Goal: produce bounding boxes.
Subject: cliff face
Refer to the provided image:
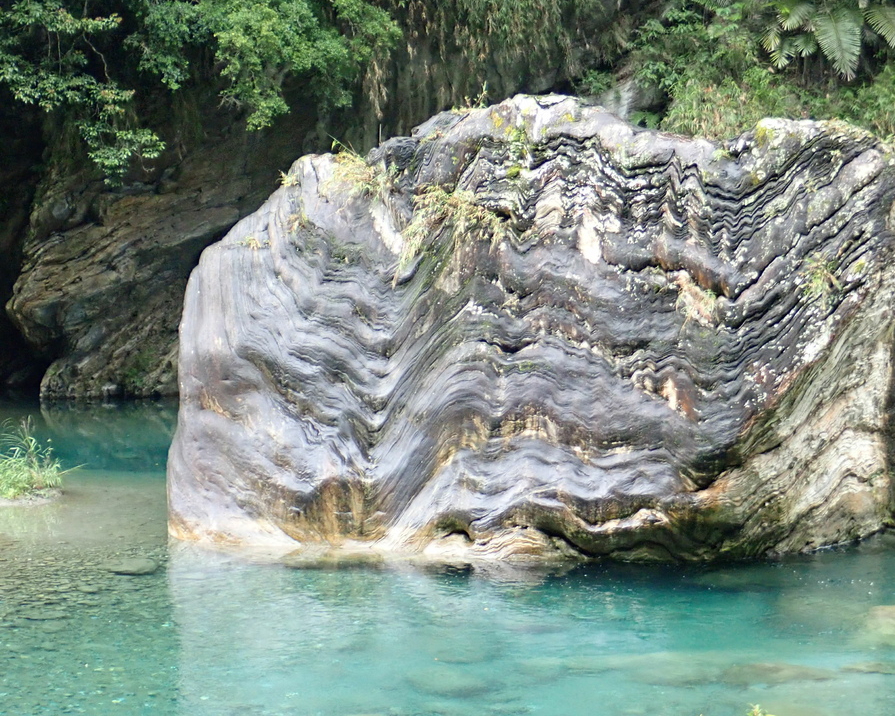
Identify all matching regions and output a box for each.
[1,3,627,399]
[4,98,321,399]
[0,97,44,391]
[167,95,895,561]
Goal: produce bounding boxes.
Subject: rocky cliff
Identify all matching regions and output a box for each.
[4,99,320,399]
[168,95,895,561]
[1,2,626,400]
[0,98,44,391]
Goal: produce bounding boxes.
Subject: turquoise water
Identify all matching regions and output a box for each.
[1,402,894,716]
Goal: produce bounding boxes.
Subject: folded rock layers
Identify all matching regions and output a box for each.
[168,95,895,561]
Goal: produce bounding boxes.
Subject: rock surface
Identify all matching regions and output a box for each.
[0,99,44,391]
[169,95,895,561]
[5,114,317,399]
[103,557,159,576]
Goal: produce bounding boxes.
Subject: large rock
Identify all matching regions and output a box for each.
[168,95,895,561]
[7,183,233,399]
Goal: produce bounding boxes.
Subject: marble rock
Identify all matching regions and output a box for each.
[168,95,895,561]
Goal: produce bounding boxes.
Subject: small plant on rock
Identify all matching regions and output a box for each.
[329,139,396,198]
[0,419,65,499]
[802,253,842,305]
[451,81,489,113]
[400,184,507,271]
[675,273,718,327]
[279,170,300,187]
[747,705,776,716]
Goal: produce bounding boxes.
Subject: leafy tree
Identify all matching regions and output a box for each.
[628,0,777,136]
[622,0,895,140]
[0,0,399,180]
[130,0,399,130]
[0,0,163,178]
[631,1,761,94]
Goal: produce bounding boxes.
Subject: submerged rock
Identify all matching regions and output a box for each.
[563,651,728,685]
[858,604,895,647]
[103,557,159,576]
[720,661,836,686]
[282,549,385,570]
[19,608,68,621]
[516,657,565,681]
[405,665,494,698]
[169,95,895,561]
[842,661,895,675]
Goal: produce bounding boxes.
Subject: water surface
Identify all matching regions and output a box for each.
[0,401,893,715]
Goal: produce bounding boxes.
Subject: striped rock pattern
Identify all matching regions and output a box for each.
[168,95,895,561]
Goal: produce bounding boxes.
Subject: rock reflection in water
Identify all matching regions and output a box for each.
[40,399,177,472]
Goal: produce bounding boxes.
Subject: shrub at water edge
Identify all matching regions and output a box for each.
[0,419,65,499]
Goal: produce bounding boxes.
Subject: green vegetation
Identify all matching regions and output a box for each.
[401,184,507,270]
[801,252,842,305]
[623,0,895,140]
[762,0,895,79]
[4,0,895,183]
[0,0,398,181]
[280,170,301,187]
[676,276,719,327]
[0,419,64,499]
[329,140,394,197]
[131,0,398,129]
[576,69,614,96]
[121,346,159,392]
[451,81,490,113]
[237,234,269,249]
[416,0,628,81]
[747,706,777,716]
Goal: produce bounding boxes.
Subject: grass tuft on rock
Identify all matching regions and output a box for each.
[0,418,64,499]
[400,184,508,271]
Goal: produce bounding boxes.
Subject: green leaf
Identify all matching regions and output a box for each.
[769,37,797,68]
[865,5,895,48]
[762,24,782,52]
[814,9,862,79]
[779,1,816,32]
[791,32,818,56]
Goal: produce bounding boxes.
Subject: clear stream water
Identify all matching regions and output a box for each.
[0,401,893,716]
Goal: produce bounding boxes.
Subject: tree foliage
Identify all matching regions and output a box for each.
[762,1,895,79]
[0,0,163,177]
[3,0,895,182]
[129,0,399,129]
[0,0,399,179]
[623,0,895,140]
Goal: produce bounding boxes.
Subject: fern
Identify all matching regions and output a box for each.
[763,0,895,80]
[761,24,782,52]
[814,9,862,80]
[770,37,797,67]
